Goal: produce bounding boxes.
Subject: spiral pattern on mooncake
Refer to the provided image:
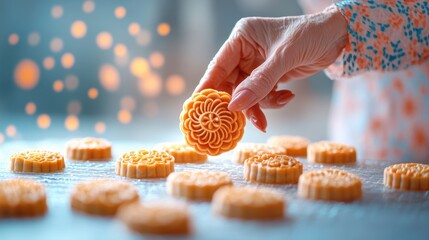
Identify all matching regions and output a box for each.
[180,89,246,156]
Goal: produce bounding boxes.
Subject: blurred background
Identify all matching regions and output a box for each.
[0,0,333,145]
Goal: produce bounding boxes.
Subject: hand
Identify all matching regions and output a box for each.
[194,5,348,132]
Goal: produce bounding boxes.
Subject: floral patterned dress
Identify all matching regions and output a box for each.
[299,0,429,162]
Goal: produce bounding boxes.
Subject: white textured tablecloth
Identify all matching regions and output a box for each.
[0,140,428,240]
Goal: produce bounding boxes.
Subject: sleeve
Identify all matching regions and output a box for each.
[328,0,429,78]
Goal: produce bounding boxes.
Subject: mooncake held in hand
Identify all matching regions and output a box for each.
[180,89,246,156]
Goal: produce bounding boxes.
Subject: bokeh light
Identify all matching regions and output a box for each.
[130,57,150,78]
[96,32,113,49]
[136,29,151,46]
[121,96,136,111]
[83,1,95,13]
[0,134,4,144]
[28,32,41,46]
[14,59,40,90]
[99,64,120,91]
[71,20,87,39]
[68,101,82,115]
[114,6,126,19]
[50,38,63,53]
[166,75,186,96]
[157,23,171,36]
[149,52,165,69]
[128,23,140,36]
[43,57,55,70]
[5,125,17,137]
[88,88,98,99]
[51,5,63,19]
[65,115,79,131]
[138,73,162,97]
[9,33,19,45]
[95,122,106,134]
[37,114,51,129]
[25,102,37,115]
[61,53,75,69]
[65,75,79,91]
[53,80,64,92]
[118,110,132,124]
[114,44,128,58]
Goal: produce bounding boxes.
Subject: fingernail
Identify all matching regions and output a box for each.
[229,89,257,111]
[250,116,266,133]
[276,93,295,105]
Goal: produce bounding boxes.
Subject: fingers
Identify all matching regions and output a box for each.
[244,104,267,133]
[259,89,295,109]
[194,36,242,93]
[228,56,287,112]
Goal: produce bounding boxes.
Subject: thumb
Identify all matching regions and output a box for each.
[228,57,286,111]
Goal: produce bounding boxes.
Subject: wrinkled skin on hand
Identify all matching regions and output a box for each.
[195,5,348,132]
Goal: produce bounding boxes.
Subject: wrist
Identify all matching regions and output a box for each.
[316,4,349,48]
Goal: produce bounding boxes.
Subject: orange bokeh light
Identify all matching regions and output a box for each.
[118,110,132,124]
[166,75,186,96]
[37,114,51,129]
[61,53,75,69]
[95,122,106,134]
[6,125,17,137]
[114,44,127,58]
[28,32,40,46]
[136,29,151,46]
[149,52,165,69]
[50,38,63,53]
[128,23,140,36]
[83,1,95,13]
[51,5,63,19]
[99,64,120,91]
[96,32,113,49]
[114,6,126,19]
[14,59,40,90]
[138,73,162,98]
[43,57,55,70]
[88,88,99,99]
[25,102,37,115]
[68,101,82,115]
[130,57,150,78]
[121,96,136,111]
[65,115,79,131]
[9,33,19,45]
[71,20,87,39]
[65,75,79,91]
[157,23,171,36]
[53,80,64,92]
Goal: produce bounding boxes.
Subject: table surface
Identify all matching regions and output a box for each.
[0,140,428,240]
